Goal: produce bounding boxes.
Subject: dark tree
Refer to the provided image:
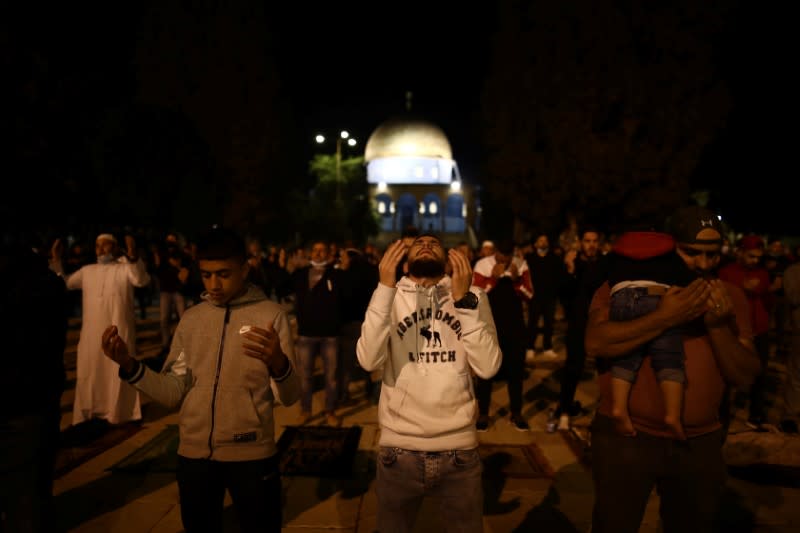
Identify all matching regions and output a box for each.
[481,0,734,239]
[134,1,302,241]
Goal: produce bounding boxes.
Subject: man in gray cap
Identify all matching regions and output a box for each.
[585,205,761,533]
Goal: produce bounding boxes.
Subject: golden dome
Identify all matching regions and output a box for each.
[364,115,453,162]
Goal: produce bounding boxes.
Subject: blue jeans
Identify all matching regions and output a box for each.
[609,287,685,384]
[296,336,339,412]
[376,446,484,533]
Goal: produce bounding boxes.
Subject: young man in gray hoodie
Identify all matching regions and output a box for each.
[101,226,299,532]
[357,233,502,533]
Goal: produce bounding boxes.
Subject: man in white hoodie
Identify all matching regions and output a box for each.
[357,233,502,533]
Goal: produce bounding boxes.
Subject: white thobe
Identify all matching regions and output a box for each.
[65,257,151,425]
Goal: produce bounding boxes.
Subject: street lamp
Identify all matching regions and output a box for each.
[316,130,357,204]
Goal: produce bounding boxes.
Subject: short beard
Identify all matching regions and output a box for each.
[408,257,445,278]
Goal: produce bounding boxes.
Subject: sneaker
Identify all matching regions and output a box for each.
[745,416,765,430]
[557,414,570,431]
[510,414,530,432]
[326,413,342,427]
[538,349,559,361]
[476,415,490,432]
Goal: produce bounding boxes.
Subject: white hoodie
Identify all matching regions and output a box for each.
[357,276,501,451]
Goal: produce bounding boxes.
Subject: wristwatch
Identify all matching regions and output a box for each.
[454,291,479,310]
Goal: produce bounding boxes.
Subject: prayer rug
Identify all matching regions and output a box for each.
[276,425,362,478]
[108,424,363,478]
[479,442,555,479]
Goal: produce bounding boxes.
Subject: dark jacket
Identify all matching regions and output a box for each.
[0,244,67,418]
[290,264,344,337]
[525,250,567,300]
[340,255,379,323]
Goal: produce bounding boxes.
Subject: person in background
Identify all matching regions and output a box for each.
[766,239,792,358]
[288,240,345,427]
[338,247,380,405]
[525,233,566,361]
[357,233,501,533]
[472,239,532,432]
[585,205,760,533]
[101,226,299,533]
[50,232,151,426]
[780,259,800,433]
[155,234,190,357]
[478,240,496,260]
[0,241,68,533]
[554,227,609,431]
[718,235,773,429]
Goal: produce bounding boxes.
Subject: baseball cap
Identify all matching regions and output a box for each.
[739,235,765,251]
[667,206,723,245]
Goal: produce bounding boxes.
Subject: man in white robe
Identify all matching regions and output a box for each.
[51,233,151,425]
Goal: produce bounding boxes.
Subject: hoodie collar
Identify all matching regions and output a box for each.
[201,283,267,307]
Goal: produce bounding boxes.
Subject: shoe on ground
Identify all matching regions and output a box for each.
[326,413,342,427]
[510,414,530,432]
[538,349,559,361]
[476,415,490,432]
[745,416,766,430]
[299,411,312,425]
[558,414,570,431]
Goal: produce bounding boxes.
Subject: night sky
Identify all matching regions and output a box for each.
[4,1,793,240]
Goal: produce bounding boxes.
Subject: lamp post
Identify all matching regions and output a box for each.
[316,130,357,205]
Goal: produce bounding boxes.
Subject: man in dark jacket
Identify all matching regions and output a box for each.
[0,241,68,533]
[554,227,609,430]
[338,248,380,405]
[525,233,567,360]
[289,240,345,426]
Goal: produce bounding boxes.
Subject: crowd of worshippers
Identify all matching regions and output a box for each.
[3,207,799,533]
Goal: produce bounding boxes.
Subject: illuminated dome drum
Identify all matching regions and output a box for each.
[364,116,458,185]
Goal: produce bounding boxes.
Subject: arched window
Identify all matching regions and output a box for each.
[375,193,393,232]
[445,193,465,233]
[396,193,418,232]
[422,193,442,232]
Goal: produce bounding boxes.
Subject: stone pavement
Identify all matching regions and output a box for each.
[52,308,800,532]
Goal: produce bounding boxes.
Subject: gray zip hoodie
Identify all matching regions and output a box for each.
[124,284,300,461]
[357,276,501,451]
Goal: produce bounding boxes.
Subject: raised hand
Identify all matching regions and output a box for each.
[50,238,64,262]
[378,240,407,288]
[101,325,135,372]
[704,278,734,328]
[124,235,137,258]
[241,323,289,376]
[658,278,712,328]
[448,248,472,301]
